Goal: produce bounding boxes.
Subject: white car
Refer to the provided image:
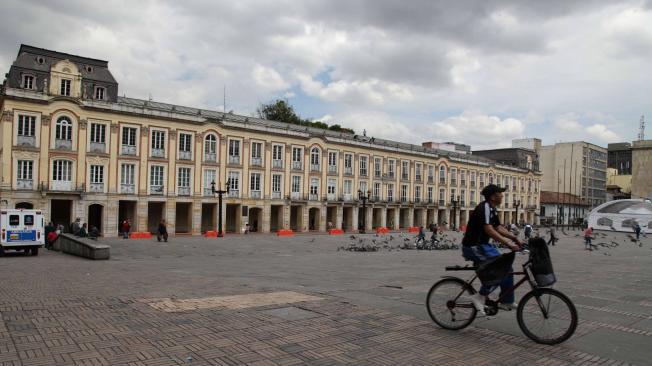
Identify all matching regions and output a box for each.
[0,209,45,256]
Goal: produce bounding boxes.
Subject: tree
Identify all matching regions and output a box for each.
[257,99,355,134]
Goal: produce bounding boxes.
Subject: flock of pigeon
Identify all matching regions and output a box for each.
[337,232,461,252]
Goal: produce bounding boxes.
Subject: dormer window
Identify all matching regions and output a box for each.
[94,86,105,100]
[22,75,34,89]
[60,79,71,96]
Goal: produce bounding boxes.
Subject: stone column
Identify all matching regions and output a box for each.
[407,208,414,227]
[393,209,400,230]
[351,206,359,232]
[192,199,202,235]
[283,204,291,230]
[302,206,309,232]
[262,203,271,233]
[365,206,373,232]
[105,199,118,237]
[319,205,327,232]
[166,199,176,235]
[335,205,343,230]
[380,207,387,228]
[137,199,148,232]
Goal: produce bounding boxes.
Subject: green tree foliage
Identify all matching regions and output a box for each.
[257,99,355,134]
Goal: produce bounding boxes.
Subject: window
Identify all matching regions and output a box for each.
[401,184,408,201]
[291,176,301,193]
[503,176,509,189]
[415,163,422,181]
[470,190,476,204]
[374,158,382,177]
[17,115,36,137]
[228,171,240,191]
[60,79,71,96]
[344,154,353,174]
[90,123,106,143]
[150,166,164,187]
[250,172,261,191]
[387,184,394,201]
[272,174,282,193]
[439,166,446,184]
[310,147,320,169]
[479,172,485,187]
[251,142,263,162]
[344,180,352,196]
[415,186,421,201]
[328,151,337,171]
[151,130,165,150]
[460,189,466,205]
[427,186,433,202]
[470,171,476,187]
[388,159,395,177]
[9,215,19,226]
[489,173,494,184]
[90,165,104,184]
[273,145,283,161]
[327,178,336,196]
[360,156,368,176]
[122,127,137,146]
[203,169,216,195]
[359,181,367,195]
[178,167,191,188]
[17,160,33,180]
[428,165,434,182]
[374,182,381,199]
[94,86,105,100]
[52,160,72,181]
[179,133,192,153]
[439,188,446,204]
[121,164,135,185]
[451,168,457,185]
[310,178,319,197]
[24,215,34,226]
[229,140,240,157]
[401,161,409,180]
[55,117,72,140]
[204,134,217,157]
[461,170,466,186]
[292,147,302,162]
[22,74,34,89]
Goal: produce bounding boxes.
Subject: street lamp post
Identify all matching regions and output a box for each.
[514,200,521,227]
[450,194,460,230]
[358,189,371,234]
[211,179,230,237]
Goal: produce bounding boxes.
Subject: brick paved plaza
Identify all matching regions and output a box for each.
[1,230,651,365]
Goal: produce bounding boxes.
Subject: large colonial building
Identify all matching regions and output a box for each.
[0,45,541,237]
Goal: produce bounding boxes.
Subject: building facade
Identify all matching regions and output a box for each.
[0,45,541,237]
[539,191,590,226]
[631,140,652,200]
[472,147,539,172]
[538,141,607,209]
[607,142,632,175]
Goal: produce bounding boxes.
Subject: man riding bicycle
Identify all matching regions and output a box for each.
[462,184,522,316]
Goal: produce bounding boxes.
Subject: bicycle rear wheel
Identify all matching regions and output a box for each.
[426,278,477,330]
[517,288,577,345]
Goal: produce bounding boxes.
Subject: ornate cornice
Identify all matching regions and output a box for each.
[1,111,13,122]
[141,126,149,137]
[41,115,50,126]
[79,119,87,130]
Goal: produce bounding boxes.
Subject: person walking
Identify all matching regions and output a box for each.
[547,225,557,246]
[633,222,641,241]
[157,219,168,242]
[584,226,593,250]
[524,224,532,240]
[44,221,55,249]
[121,218,131,239]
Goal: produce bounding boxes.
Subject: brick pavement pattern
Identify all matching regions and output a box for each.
[0,229,650,365]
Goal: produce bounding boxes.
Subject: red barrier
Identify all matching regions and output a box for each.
[375,227,390,234]
[129,232,152,239]
[329,229,344,235]
[204,231,218,237]
[277,229,294,237]
[407,227,420,233]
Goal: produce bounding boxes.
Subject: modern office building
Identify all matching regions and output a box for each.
[607,142,632,175]
[0,45,541,236]
[631,140,652,200]
[538,141,607,209]
[472,147,539,172]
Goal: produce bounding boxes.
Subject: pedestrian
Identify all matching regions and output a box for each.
[46,230,58,248]
[70,218,81,235]
[121,218,131,239]
[88,226,99,240]
[416,226,426,245]
[77,223,88,237]
[633,222,641,241]
[244,222,250,234]
[547,225,557,246]
[157,220,168,242]
[44,221,55,249]
[524,224,532,240]
[584,226,593,249]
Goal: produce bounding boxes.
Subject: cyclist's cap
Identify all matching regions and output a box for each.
[481,184,506,199]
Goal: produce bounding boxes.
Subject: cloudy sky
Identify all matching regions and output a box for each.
[1,0,650,149]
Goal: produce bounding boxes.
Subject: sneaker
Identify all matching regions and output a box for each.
[498,302,518,311]
[471,293,487,316]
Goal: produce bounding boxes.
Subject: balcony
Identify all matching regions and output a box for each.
[309,193,319,201]
[227,190,239,198]
[228,155,240,165]
[470,181,476,188]
[460,200,466,207]
[360,170,368,177]
[292,161,302,170]
[428,177,434,184]
[55,139,72,150]
[344,166,353,175]
[344,193,352,201]
[388,172,395,179]
[251,157,262,166]
[439,199,445,206]
[16,179,33,190]
[89,183,104,193]
[439,179,446,185]
[461,180,466,187]
[427,198,434,204]
[327,193,336,201]
[328,165,337,173]
[152,148,165,158]
[470,201,477,207]
[121,184,135,194]
[290,192,301,200]
[150,185,164,195]
[400,197,408,203]
[121,145,137,156]
[387,196,394,203]
[310,164,320,172]
[415,197,421,203]
[90,142,106,153]
[271,191,281,199]
[204,188,213,197]
[178,186,190,196]
[204,152,217,162]
[451,180,457,187]
[504,202,510,208]
[373,195,380,201]
[272,159,283,169]
[51,180,73,191]
[250,191,261,199]
[375,171,381,178]
[415,175,422,182]
[17,135,35,147]
[179,150,192,160]
[512,185,517,191]
[526,204,537,210]
[401,174,408,181]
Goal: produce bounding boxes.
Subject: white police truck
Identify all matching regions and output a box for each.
[0,209,45,256]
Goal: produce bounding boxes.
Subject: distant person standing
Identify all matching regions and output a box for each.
[584,227,593,249]
[547,225,557,246]
[121,218,131,239]
[524,224,532,240]
[157,220,168,242]
[633,222,642,241]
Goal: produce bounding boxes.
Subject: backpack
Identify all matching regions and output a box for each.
[476,251,515,287]
[528,237,556,287]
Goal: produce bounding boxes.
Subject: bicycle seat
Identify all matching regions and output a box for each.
[445,265,477,271]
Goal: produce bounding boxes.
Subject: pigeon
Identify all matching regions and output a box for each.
[307,238,315,243]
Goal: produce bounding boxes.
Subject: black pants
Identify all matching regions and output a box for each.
[547,237,556,246]
[157,233,168,242]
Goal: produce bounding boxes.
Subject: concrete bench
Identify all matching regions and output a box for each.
[53,234,110,260]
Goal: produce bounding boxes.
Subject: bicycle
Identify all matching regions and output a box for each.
[426,251,577,344]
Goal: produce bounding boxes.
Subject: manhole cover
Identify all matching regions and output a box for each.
[261,306,320,320]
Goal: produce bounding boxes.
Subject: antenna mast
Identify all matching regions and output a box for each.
[639,115,645,140]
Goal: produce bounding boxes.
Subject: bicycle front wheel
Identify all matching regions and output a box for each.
[517,288,578,345]
[426,278,477,330]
